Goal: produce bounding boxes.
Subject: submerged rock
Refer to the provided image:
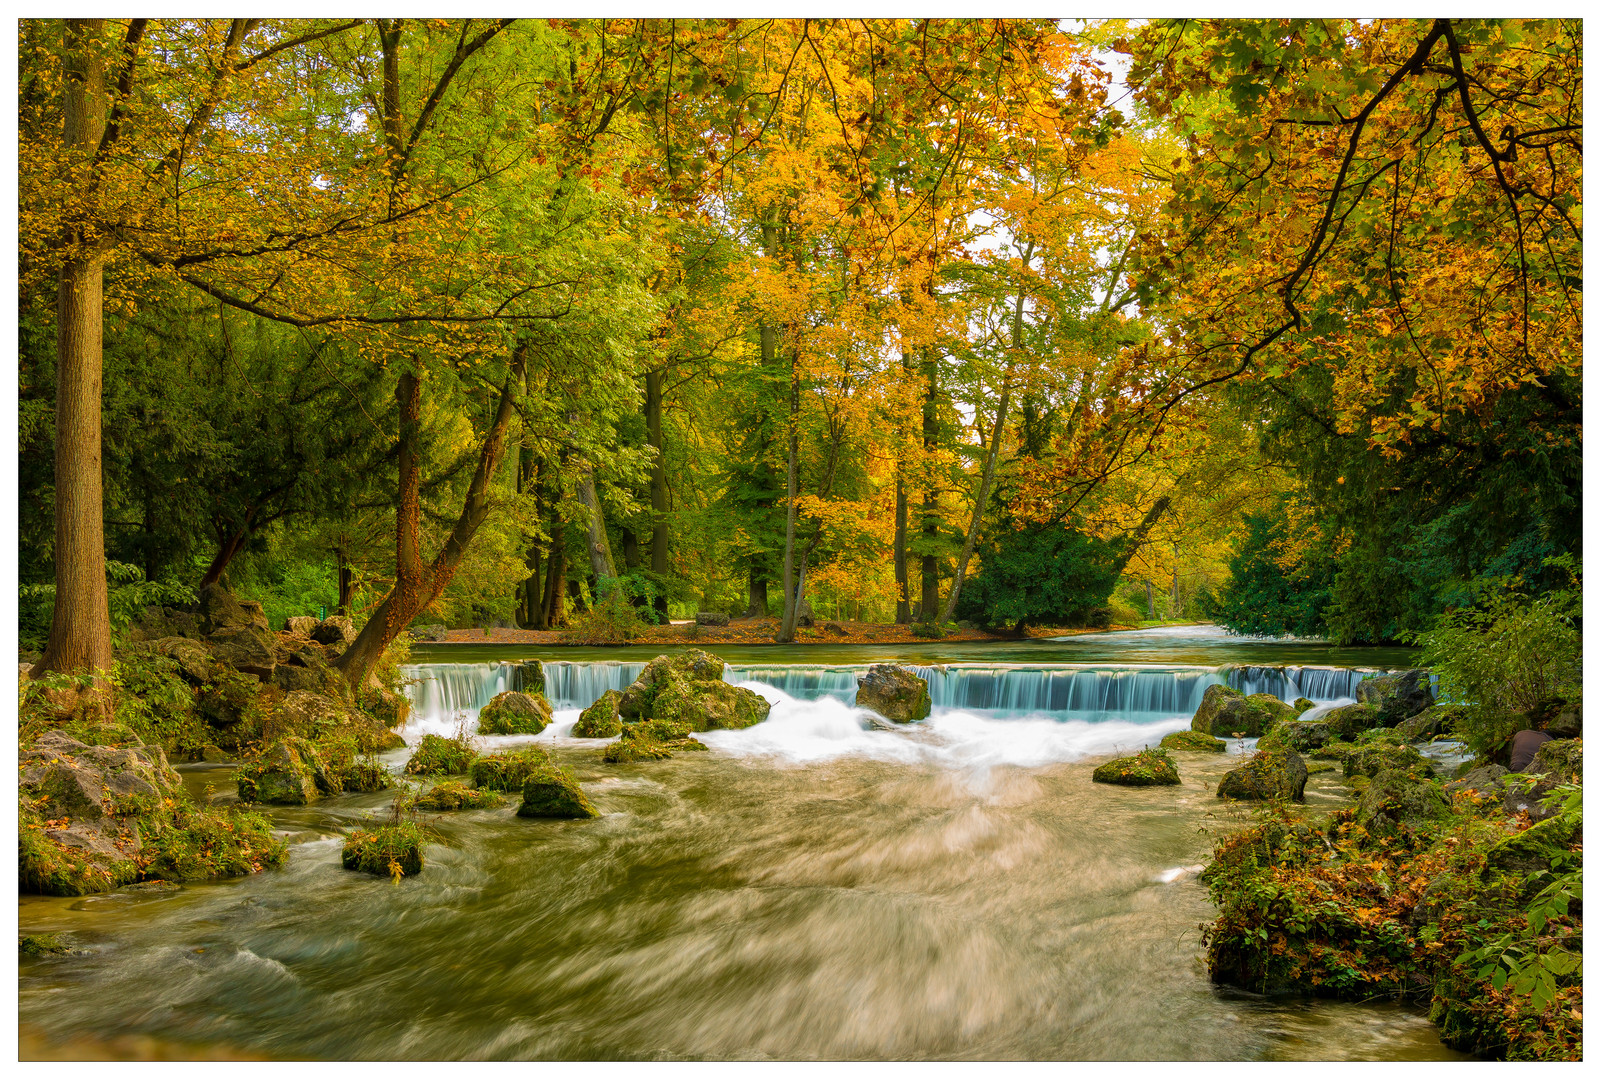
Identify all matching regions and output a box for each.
[1354,669,1434,726]
[1189,685,1282,738]
[342,824,424,876]
[602,719,709,763]
[855,664,932,723]
[572,689,623,738]
[470,748,553,791]
[413,780,503,811]
[477,690,553,735]
[1160,730,1227,753]
[1092,748,1180,786]
[1217,748,1309,802]
[517,763,600,819]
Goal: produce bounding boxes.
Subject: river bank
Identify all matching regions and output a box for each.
[420,615,1127,648]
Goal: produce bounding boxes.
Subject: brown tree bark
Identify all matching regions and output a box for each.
[777,351,802,642]
[541,517,567,628]
[35,19,113,693]
[918,346,941,620]
[334,347,526,688]
[645,366,670,620]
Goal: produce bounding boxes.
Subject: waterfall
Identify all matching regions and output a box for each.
[402,659,1387,732]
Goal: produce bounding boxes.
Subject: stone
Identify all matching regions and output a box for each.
[795,598,815,628]
[207,624,278,680]
[404,734,477,776]
[235,737,326,804]
[357,685,410,730]
[1258,719,1336,753]
[1445,763,1509,796]
[1355,769,1449,834]
[1355,669,1435,726]
[602,719,709,762]
[471,748,554,791]
[1484,814,1580,875]
[1159,730,1227,752]
[1396,704,1460,743]
[1503,738,1583,821]
[823,621,848,636]
[477,690,552,735]
[237,600,270,630]
[1342,741,1429,779]
[1216,748,1309,801]
[517,764,600,819]
[285,616,319,638]
[1189,684,1280,738]
[1321,703,1381,740]
[1292,697,1316,715]
[413,780,503,812]
[572,689,624,738]
[1092,748,1180,786]
[855,664,932,723]
[694,611,730,626]
[410,624,449,642]
[147,636,214,683]
[516,660,546,696]
[1545,701,1582,740]
[197,583,252,634]
[312,615,358,645]
[651,678,770,732]
[342,826,423,876]
[277,690,352,738]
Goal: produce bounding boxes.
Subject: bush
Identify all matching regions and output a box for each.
[955,521,1126,633]
[19,560,195,652]
[562,574,658,643]
[403,732,477,776]
[908,620,947,639]
[1409,564,1580,759]
[111,654,209,758]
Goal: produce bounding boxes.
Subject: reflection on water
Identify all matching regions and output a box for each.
[19,742,1462,1061]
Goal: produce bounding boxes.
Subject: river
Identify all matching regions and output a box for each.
[18,626,1466,1060]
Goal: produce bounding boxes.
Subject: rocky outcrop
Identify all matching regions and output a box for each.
[855,664,932,723]
[207,624,278,681]
[617,650,770,732]
[277,690,354,739]
[413,780,503,811]
[1217,748,1309,801]
[1189,685,1286,738]
[198,583,252,634]
[572,689,623,738]
[1092,748,1180,786]
[1503,738,1583,821]
[142,636,213,684]
[1320,703,1381,741]
[516,763,600,819]
[285,615,319,638]
[19,731,184,894]
[1396,704,1460,743]
[235,737,331,804]
[311,615,357,646]
[1355,669,1434,726]
[470,748,553,791]
[477,690,553,735]
[1342,740,1429,779]
[1160,730,1226,752]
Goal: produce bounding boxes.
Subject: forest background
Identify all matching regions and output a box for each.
[15,17,1581,690]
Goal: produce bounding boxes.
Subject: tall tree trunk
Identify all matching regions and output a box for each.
[567,578,587,613]
[777,351,802,642]
[36,19,112,691]
[893,343,914,624]
[645,366,670,620]
[516,424,542,629]
[918,346,940,620]
[199,519,252,592]
[541,517,566,628]
[1107,498,1174,580]
[336,536,354,614]
[747,570,768,619]
[334,348,526,688]
[573,463,616,584]
[621,524,640,571]
[1145,579,1155,620]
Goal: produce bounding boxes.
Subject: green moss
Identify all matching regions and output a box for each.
[18,801,139,897]
[1160,729,1228,752]
[477,691,552,735]
[195,664,265,749]
[572,689,624,738]
[516,763,600,819]
[1217,748,1309,801]
[1092,747,1180,786]
[469,748,553,791]
[413,780,504,811]
[235,737,323,804]
[110,653,211,759]
[1354,769,1450,836]
[601,719,708,763]
[404,733,477,776]
[1343,741,1429,779]
[141,803,288,882]
[315,732,394,792]
[20,933,71,956]
[342,823,426,876]
[1190,684,1281,737]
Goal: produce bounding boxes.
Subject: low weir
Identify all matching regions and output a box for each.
[401,659,1380,729]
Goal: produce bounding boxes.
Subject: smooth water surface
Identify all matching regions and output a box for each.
[18,627,1458,1061]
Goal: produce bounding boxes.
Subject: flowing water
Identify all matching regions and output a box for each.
[18,626,1464,1060]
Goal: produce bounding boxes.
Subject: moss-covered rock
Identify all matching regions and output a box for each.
[207,623,279,681]
[601,719,709,763]
[1160,729,1227,752]
[1258,719,1336,753]
[1355,669,1435,726]
[315,733,394,793]
[477,690,552,735]
[572,689,623,738]
[1354,769,1450,835]
[413,780,504,811]
[140,802,288,882]
[470,748,553,791]
[1292,697,1316,715]
[1343,740,1429,779]
[275,689,356,739]
[1217,748,1309,801]
[235,736,327,804]
[1321,702,1381,741]
[517,763,600,819]
[1501,738,1582,821]
[618,649,725,720]
[1092,747,1180,786]
[342,823,424,876]
[516,660,546,696]
[1190,684,1281,737]
[652,678,770,731]
[356,685,411,731]
[855,664,933,723]
[403,733,477,776]
[20,933,72,957]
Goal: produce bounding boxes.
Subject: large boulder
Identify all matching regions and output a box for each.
[311,616,357,646]
[237,600,270,631]
[1342,740,1429,779]
[1503,738,1583,821]
[235,737,329,804]
[208,624,278,680]
[1258,718,1336,754]
[1217,748,1309,801]
[855,664,932,723]
[1355,669,1435,726]
[145,636,213,684]
[1092,748,1180,786]
[695,612,730,626]
[1545,701,1582,740]
[477,690,552,735]
[617,650,768,732]
[198,583,252,634]
[276,690,353,739]
[285,615,319,638]
[517,763,600,819]
[272,646,346,697]
[1396,704,1461,743]
[572,689,623,738]
[18,731,184,895]
[1320,703,1381,741]
[471,748,554,791]
[1189,685,1282,738]
[1355,769,1449,835]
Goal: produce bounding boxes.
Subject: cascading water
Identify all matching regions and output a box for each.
[402,659,1386,741]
